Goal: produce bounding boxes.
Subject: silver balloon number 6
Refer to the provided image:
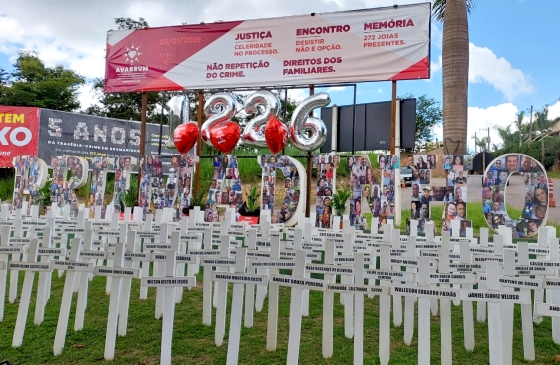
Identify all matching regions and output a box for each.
[201,93,237,148]
[289,93,331,152]
[242,90,281,148]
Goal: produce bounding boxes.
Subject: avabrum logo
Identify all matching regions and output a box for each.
[123,44,142,65]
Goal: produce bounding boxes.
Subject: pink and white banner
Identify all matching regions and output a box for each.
[104,3,431,93]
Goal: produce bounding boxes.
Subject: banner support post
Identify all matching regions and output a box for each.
[139,91,148,177]
[390,80,397,155]
[194,90,204,198]
[306,85,315,218]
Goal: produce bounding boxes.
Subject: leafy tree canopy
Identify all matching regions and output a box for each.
[0,51,85,111]
[401,93,443,152]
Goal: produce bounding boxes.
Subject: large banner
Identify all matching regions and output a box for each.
[38,109,171,167]
[104,3,431,93]
[0,107,40,168]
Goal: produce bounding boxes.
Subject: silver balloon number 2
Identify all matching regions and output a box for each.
[289,93,331,152]
[165,95,190,150]
[201,93,237,148]
[242,90,281,148]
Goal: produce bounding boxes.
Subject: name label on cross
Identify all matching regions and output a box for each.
[391,284,460,299]
[51,260,93,272]
[93,267,141,278]
[9,261,51,272]
[249,260,295,269]
[460,289,531,304]
[201,258,237,267]
[365,269,414,282]
[269,274,326,291]
[142,276,197,288]
[535,302,560,318]
[38,248,66,256]
[328,284,389,295]
[212,272,268,285]
[430,273,475,284]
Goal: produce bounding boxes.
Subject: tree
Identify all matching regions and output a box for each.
[433,0,476,155]
[533,105,554,161]
[513,110,525,147]
[114,17,148,30]
[0,51,85,111]
[401,93,442,152]
[494,125,514,150]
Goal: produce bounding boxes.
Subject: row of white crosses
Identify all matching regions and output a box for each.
[1,202,560,365]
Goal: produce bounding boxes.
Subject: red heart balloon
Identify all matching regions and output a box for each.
[209,122,240,154]
[173,123,200,154]
[265,115,289,154]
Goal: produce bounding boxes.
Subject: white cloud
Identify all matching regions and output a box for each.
[326,86,346,93]
[466,103,520,152]
[469,43,533,101]
[548,100,560,120]
[76,84,101,111]
[430,54,442,74]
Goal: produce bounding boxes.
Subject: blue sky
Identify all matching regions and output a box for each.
[1,0,558,152]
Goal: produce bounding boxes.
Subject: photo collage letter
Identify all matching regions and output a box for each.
[260,155,301,224]
[110,156,136,216]
[88,156,109,219]
[372,155,400,229]
[482,154,548,238]
[203,155,243,222]
[49,155,89,217]
[346,155,384,230]
[11,156,48,214]
[313,154,340,229]
[440,154,472,236]
[139,154,195,222]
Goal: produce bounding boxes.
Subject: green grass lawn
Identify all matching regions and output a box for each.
[1,271,559,364]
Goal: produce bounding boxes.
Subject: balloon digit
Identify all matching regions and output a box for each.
[201,93,240,154]
[242,90,280,148]
[166,95,190,150]
[169,95,200,154]
[289,93,331,152]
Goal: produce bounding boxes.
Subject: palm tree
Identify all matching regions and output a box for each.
[494,125,515,150]
[433,0,476,155]
[533,106,553,161]
[513,110,525,147]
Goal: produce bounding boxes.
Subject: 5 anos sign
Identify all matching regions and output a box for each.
[482,153,549,237]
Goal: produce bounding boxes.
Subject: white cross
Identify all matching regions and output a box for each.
[141,231,196,365]
[12,238,48,347]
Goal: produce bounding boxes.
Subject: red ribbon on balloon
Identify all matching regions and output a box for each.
[173,123,200,154]
[209,122,241,154]
[264,115,289,154]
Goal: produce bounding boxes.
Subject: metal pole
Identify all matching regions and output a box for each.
[351,85,357,154]
[282,88,288,156]
[394,99,401,226]
[158,92,165,155]
[194,90,204,198]
[474,132,477,154]
[139,92,148,178]
[487,128,490,152]
[529,105,533,144]
[390,81,397,155]
[306,85,314,218]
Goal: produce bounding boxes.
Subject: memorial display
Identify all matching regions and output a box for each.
[482,153,549,236]
[3,3,560,365]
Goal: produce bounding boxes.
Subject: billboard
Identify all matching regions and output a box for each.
[38,109,171,167]
[0,107,40,168]
[104,3,431,93]
[320,98,416,153]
